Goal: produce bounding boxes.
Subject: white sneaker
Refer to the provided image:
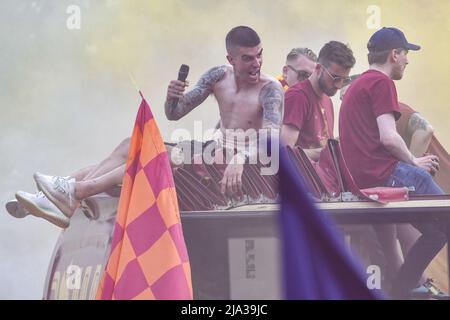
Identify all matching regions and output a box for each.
[15,191,70,228]
[33,172,80,218]
[5,199,29,218]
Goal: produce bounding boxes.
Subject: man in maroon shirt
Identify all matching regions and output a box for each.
[277,47,317,90]
[339,27,446,299]
[281,41,355,161]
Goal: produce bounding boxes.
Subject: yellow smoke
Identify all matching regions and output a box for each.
[76,0,450,148]
[4,0,450,299]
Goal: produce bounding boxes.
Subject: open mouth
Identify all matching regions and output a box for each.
[248,70,260,81]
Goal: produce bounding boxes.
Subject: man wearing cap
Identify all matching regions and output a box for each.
[339,27,447,299]
[281,41,355,161]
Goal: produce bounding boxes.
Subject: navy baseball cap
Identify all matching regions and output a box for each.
[367,27,421,52]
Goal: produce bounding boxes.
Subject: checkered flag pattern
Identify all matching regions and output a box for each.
[96,93,193,300]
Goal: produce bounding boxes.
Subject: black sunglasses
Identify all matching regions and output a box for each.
[287,65,311,81]
[322,66,352,85]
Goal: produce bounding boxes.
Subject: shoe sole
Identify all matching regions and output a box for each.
[5,201,29,218]
[15,193,69,228]
[34,173,73,219]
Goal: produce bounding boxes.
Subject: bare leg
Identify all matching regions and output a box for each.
[69,165,96,181]
[74,164,125,201]
[397,223,427,284]
[373,224,403,287]
[63,137,129,184]
[82,138,130,180]
[70,140,180,203]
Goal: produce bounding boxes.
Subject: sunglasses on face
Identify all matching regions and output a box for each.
[287,65,311,81]
[321,65,352,85]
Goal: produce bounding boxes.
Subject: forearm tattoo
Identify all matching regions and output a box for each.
[259,81,284,129]
[166,65,226,120]
[407,113,431,136]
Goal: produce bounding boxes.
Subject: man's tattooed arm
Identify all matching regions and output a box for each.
[406,112,434,156]
[406,112,433,137]
[259,80,284,131]
[165,66,226,120]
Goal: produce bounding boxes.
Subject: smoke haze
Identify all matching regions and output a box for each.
[1,0,449,299]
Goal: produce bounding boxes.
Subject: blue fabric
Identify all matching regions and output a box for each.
[384,161,444,195]
[383,161,446,298]
[279,145,383,299]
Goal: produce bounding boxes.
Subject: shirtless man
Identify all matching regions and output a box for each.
[165,25,283,195]
[9,26,283,227]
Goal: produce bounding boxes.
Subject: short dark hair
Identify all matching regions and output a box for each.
[318,41,356,69]
[286,47,317,63]
[367,48,405,65]
[226,26,261,54]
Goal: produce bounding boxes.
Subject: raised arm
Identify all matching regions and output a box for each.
[165,66,227,120]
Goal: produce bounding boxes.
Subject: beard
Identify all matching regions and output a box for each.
[392,64,405,80]
[318,73,338,97]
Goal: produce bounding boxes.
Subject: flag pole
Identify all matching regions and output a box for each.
[128,73,143,98]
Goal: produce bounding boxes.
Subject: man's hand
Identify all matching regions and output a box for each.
[413,154,440,175]
[164,66,226,121]
[220,154,245,199]
[166,80,188,100]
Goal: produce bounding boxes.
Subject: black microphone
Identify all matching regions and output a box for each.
[171,64,190,109]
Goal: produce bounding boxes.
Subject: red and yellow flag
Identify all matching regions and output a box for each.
[96,92,193,300]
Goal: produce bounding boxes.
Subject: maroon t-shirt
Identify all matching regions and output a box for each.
[283,80,334,149]
[339,69,401,188]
